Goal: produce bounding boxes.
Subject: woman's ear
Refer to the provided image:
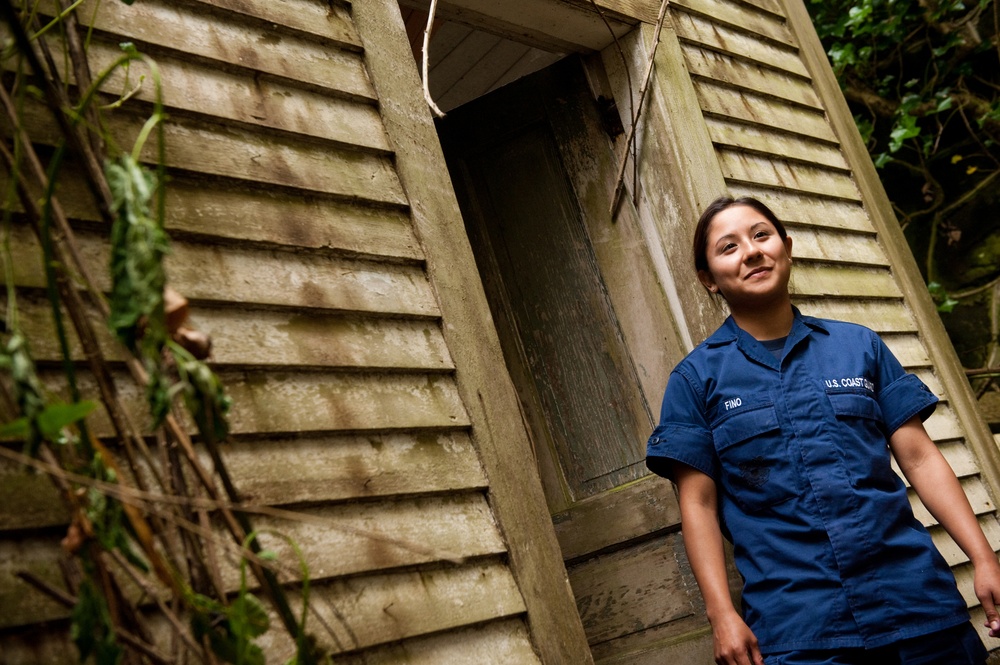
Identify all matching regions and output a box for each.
[784,234,793,261]
[698,270,717,293]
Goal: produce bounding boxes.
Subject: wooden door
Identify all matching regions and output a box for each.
[438,58,711,663]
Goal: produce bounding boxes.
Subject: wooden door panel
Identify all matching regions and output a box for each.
[569,533,702,646]
[438,57,696,663]
[553,475,680,562]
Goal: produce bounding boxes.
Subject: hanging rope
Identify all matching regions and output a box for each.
[422,0,446,118]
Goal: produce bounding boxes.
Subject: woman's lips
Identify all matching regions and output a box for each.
[744,267,771,280]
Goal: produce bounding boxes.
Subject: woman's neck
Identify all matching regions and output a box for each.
[730,299,794,341]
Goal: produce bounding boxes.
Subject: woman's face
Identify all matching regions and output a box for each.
[698,205,793,310]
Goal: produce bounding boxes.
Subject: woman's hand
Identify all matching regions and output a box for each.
[710,609,765,665]
[675,465,767,664]
[973,554,1000,637]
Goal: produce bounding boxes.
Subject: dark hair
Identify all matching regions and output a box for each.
[692,196,788,275]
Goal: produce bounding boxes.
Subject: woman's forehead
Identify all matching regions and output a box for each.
[706,205,775,240]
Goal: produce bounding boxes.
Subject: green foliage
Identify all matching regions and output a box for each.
[105,154,174,425]
[70,578,123,665]
[174,344,232,444]
[190,591,270,665]
[807,0,1000,379]
[928,281,960,312]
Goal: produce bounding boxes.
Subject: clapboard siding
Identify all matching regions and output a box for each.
[697,82,837,142]
[187,0,364,47]
[0,172,422,260]
[9,295,453,372]
[0,493,509,628]
[7,227,438,318]
[717,149,861,200]
[671,11,808,77]
[0,431,487,533]
[0,0,546,659]
[671,0,795,47]
[683,45,821,109]
[39,0,375,99]
[706,118,847,170]
[74,37,391,152]
[15,103,408,205]
[259,560,528,656]
[334,619,544,665]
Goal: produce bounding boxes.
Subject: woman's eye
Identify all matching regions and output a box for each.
[754,231,770,239]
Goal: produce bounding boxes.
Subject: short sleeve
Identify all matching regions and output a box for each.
[873,333,938,434]
[646,368,720,482]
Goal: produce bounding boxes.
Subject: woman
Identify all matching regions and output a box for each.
[646,196,1000,664]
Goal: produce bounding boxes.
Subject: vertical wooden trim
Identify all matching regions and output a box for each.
[602,20,730,348]
[351,2,595,663]
[780,0,1000,505]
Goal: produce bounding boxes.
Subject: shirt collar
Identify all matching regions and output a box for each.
[704,307,830,367]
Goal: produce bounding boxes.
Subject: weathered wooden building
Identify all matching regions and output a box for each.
[3,0,1000,662]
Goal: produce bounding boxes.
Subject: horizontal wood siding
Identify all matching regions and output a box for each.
[670,0,1000,630]
[0,0,542,661]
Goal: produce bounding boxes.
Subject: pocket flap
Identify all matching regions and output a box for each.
[828,392,882,420]
[714,404,779,451]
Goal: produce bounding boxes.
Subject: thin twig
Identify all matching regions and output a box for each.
[609,0,670,216]
[15,571,175,665]
[106,549,206,660]
[0,443,467,564]
[588,0,636,193]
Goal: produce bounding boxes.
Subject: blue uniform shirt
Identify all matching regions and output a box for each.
[646,309,969,653]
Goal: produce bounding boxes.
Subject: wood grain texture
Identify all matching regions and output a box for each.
[695,80,837,143]
[13,103,406,204]
[568,533,699,646]
[334,618,543,665]
[706,117,847,171]
[788,263,901,299]
[41,0,375,98]
[672,9,808,77]
[670,0,795,46]
[261,561,527,655]
[75,37,389,151]
[683,45,821,109]
[718,149,861,200]
[186,0,362,47]
[6,224,437,317]
[553,476,681,562]
[784,226,887,267]
[0,173,421,260]
[0,494,508,628]
[795,299,915,332]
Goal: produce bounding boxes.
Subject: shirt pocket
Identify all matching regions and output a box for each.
[712,399,798,512]
[826,391,896,490]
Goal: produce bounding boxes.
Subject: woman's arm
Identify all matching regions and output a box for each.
[890,416,1000,636]
[675,464,765,665]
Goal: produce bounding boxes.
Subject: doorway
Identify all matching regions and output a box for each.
[437,57,704,662]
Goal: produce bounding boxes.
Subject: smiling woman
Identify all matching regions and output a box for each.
[694,199,794,339]
[646,196,1000,665]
